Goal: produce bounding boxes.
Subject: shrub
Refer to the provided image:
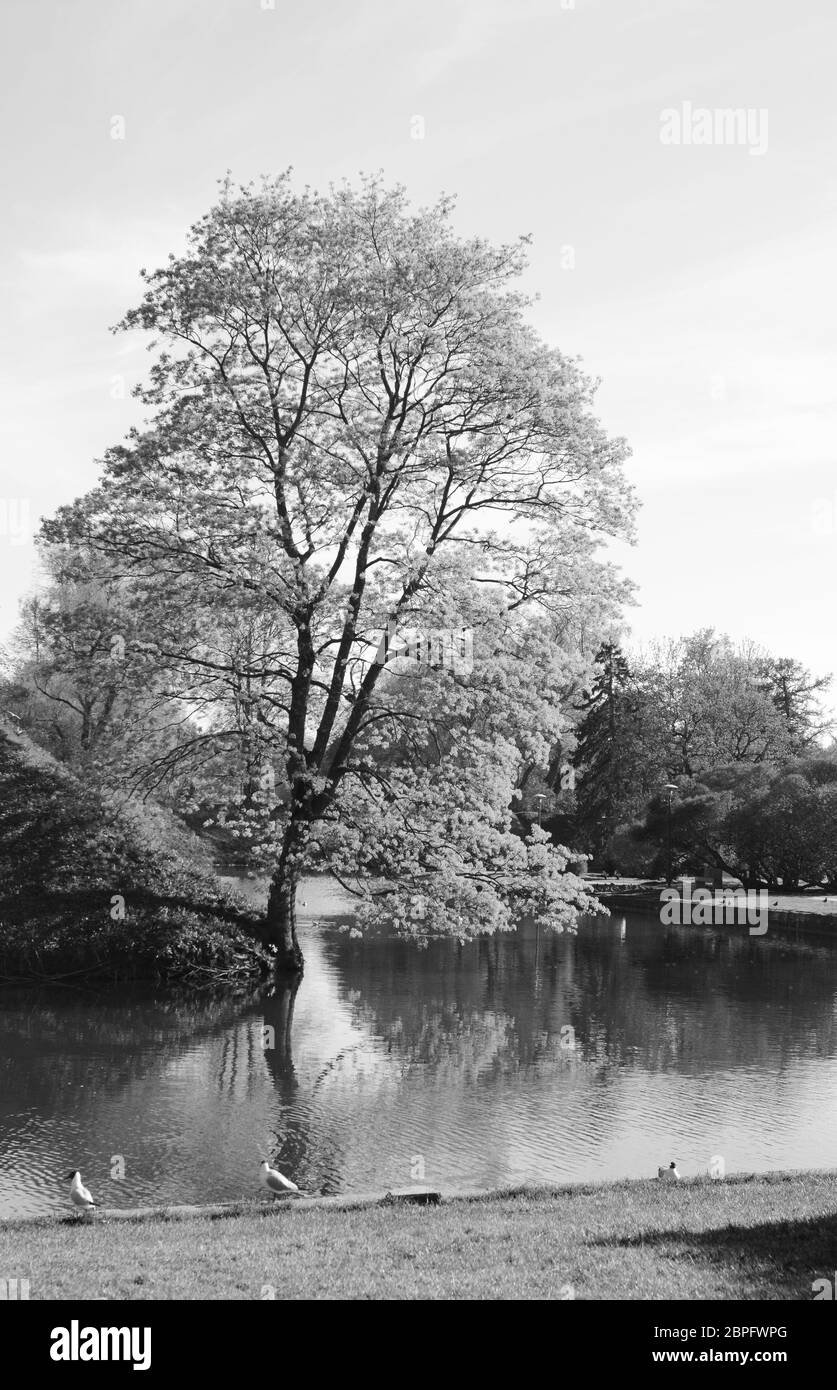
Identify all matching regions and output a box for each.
[0,724,271,982]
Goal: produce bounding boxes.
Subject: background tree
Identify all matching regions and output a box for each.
[2,545,170,776]
[569,632,833,872]
[653,631,807,775]
[629,755,837,891]
[753,655,833,751]
[571,642,666,863]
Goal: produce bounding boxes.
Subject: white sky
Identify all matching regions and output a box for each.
[1,0,835,698]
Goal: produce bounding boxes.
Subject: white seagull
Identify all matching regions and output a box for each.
[66,1169,97,1215]
[657,1160,681,1181]
[259,1159,299,1197]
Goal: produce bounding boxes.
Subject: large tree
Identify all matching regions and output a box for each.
[44,174,635,970]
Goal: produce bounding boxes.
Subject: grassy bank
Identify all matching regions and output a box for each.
[3,1171,836,1300]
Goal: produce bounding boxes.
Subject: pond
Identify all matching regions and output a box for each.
[2,880,837,1218]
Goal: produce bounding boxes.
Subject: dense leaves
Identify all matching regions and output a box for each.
[629,758,837,890]
[567,633,833,873]
[0,725,270,980]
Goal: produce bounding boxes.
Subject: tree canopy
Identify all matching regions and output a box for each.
[41,174,635,969]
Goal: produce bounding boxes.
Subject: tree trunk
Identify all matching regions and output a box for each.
[265,806,309,974]
[266,869,303,974]
[266,770,327,973]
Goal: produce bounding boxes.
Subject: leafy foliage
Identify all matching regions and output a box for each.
[628,755,837,890]
[570,633,833,869]
[40,173,635,955]
[0,724,270,980]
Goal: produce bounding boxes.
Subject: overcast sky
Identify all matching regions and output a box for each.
[1,0,835,697]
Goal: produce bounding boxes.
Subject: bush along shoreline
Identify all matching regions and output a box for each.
[0,724,273,985]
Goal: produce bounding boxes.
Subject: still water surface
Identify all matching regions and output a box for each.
[3,880,837,1218]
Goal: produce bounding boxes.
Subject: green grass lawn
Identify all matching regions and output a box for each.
[3,1172,837,1300]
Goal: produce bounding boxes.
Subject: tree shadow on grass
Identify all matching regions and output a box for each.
[592,1210,837,1299]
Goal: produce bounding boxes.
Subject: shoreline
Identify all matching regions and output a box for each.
[2,1166,830,1229]
[598,888,837,939]
[4,1169,836,1300]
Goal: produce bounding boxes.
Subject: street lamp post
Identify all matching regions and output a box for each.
[535,794,547,828]
[663,783,678,885]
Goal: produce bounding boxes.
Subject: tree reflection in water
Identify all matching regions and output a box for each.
[4,911,837,1216]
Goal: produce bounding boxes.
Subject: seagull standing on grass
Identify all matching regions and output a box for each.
[66,1170,97,1215]
[657,1161,681,1181]
[259,1159,299,1197]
